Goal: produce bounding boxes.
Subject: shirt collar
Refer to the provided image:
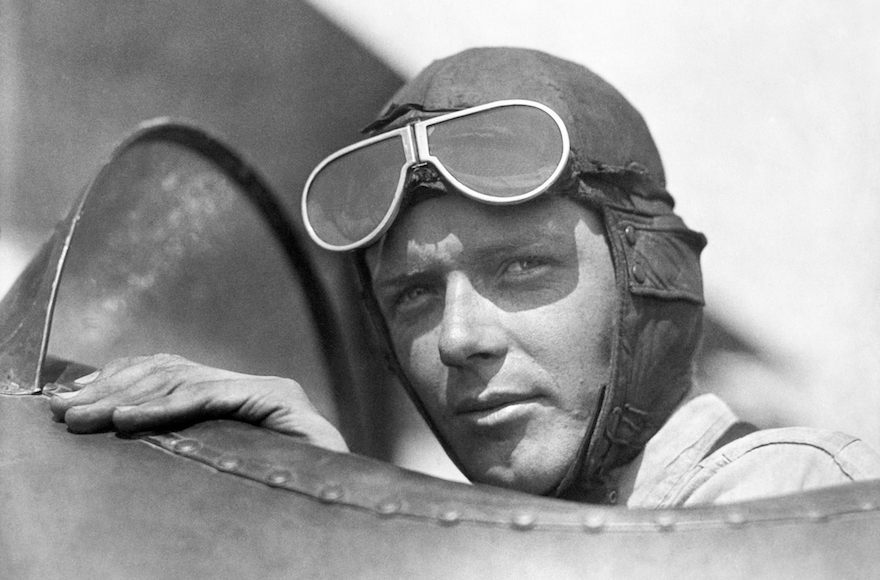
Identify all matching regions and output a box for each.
[611,393,738,508]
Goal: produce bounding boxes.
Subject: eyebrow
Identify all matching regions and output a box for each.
[371,230,571,291]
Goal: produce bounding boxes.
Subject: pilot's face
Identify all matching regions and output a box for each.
[366,193,615,494]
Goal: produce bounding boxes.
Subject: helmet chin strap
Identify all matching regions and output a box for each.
[549,383,612,503]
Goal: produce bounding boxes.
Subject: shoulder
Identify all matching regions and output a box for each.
[667,427,880,507]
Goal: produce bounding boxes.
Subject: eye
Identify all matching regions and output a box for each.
[502,257,544,276]
[398,286,429,304]
[392,284,439,312]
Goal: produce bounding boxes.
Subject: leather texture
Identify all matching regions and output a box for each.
[356,48,707,500]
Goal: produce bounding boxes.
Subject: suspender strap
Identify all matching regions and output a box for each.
[702,421,759,460]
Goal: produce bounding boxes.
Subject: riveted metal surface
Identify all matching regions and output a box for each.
[376,499,402,517]
[319,484,345,503]
[217,457,242,471]
[438,509,462,526]
[123,408,880,536]
[655,512,676,532]
[173,439,201,454]
[510,512,538,531]
[726,510,747,527]
[267,470,294,486]
[583,511,607,533]
[5,393,880,580]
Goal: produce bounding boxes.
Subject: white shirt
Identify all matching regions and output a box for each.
[613,394,880,508]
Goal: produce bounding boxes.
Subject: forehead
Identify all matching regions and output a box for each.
[365,194,606,275]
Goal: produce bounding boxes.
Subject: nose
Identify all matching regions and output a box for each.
[438,273,508,368]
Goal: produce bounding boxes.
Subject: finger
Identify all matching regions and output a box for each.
[56,367,192,433]
[111,389,213,433]
[50,355,187,415]
[47,369,104,420]
[74,355,159,385]
[58,356,193,433]
[113,387,348,452]
[62,400,120,434]
[110,379,294,434]
[49,391,79,421]
[73,370,100,385]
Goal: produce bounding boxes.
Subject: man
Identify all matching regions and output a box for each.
[50,47,880,507]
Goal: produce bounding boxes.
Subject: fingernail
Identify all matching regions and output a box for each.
[54,391,78,399]
[74,371,100,384]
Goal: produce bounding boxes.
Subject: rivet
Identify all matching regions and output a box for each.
[655,512,676,531]
[376,500,400,517]
[582,512,606,533]
[510,512,537,531]
[807,510,826,523]
[630,263,647,284]
[624,225,637,246]
[725,510,747,527]
[217,457,241,470]
[267,470,292,485]
[173,439,200,453]
[319,484,344,503]
[438,509,462,526]
[607,489,619,505]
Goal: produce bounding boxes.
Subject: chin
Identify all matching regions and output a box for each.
[478,458,566,496]
[461,425,582,496]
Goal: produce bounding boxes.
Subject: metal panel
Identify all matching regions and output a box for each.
[3,392,880,579]
[0,120,384,448]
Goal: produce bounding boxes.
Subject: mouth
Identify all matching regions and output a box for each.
[453,392,542,427]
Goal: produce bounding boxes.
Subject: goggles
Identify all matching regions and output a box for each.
[301,99,571,251]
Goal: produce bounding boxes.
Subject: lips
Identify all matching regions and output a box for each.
[453,391,541,417]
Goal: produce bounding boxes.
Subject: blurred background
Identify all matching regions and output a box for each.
[1,0,878,482]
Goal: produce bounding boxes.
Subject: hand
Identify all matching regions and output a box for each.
[48,354,349,453]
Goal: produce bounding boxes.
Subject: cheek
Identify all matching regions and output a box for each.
[523,278,615,398]
[525,311,608,378]
[392,326,448,407]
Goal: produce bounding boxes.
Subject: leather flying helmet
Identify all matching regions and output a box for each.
[352,47,706,503]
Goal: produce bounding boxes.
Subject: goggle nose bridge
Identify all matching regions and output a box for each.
[400,120,452,191]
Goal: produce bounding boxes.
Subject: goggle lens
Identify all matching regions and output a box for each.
[302,100,569,251]
[425,104,565,198]
[305,134,407,248]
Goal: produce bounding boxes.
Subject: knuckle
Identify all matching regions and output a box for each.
[150,353,191,373]
[113,355,147,368]
[98,355,149,378]
[150,368,180,388]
